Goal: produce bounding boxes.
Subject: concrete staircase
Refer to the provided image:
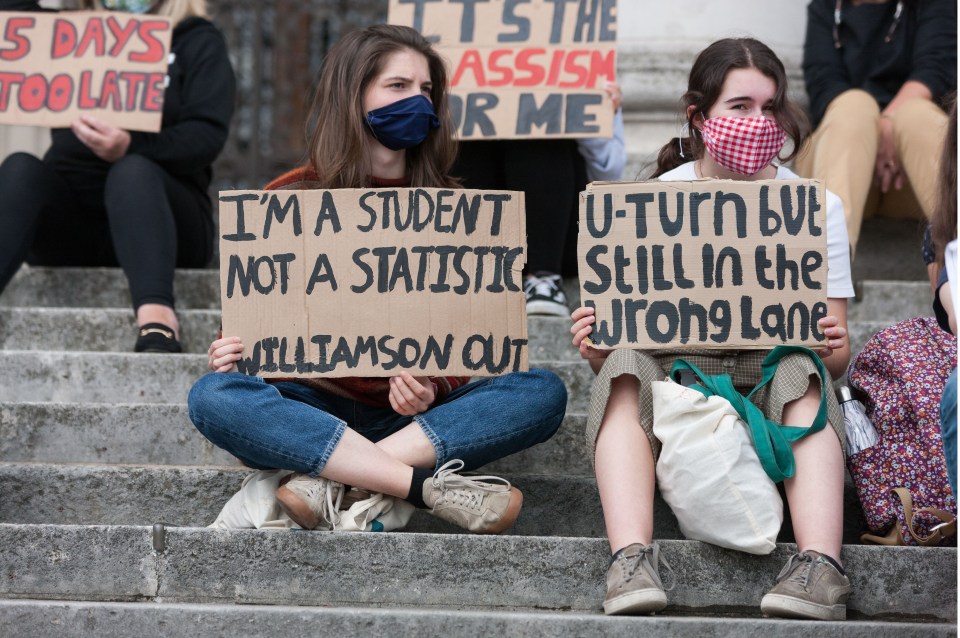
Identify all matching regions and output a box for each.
[0,257,955,636]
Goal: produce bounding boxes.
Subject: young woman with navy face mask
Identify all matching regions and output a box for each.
[569,38,855,620]
[188,25,566,536]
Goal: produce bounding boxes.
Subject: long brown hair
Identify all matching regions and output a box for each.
[932,94,957,267]
[306,24,458,189]
[652,38,809,178]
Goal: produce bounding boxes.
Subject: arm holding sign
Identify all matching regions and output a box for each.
[576,82,627,183]
[816,300,850,380]
[570,305,609,374]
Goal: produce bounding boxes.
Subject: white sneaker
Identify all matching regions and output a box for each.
[524,273,569,317]
[422,460,523,534]
[275,474,345,530]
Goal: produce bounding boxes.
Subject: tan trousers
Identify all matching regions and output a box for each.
[795,89,948,256]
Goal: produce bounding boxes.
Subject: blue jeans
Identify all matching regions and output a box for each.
[188,369,567,474]
[941,368,957,496]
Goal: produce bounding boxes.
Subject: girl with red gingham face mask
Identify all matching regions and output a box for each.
[699,115,786,176]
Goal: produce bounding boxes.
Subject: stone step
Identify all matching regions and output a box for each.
[849,280,934,324]
[0,308,905,370]
[0,463,610,538]
[0,402,589,476]
[0,340,899,413]
[0,352,599,411]
[0,600,953,637]
[3,266,934,323]
[0,351,209,405]
[0,462,874,545]
[0,307,579,362]
[1,524,953,620]
[1,266,221,310]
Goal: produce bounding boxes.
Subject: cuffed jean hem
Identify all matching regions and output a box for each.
[310,419,347,477]
[413,414,446,470]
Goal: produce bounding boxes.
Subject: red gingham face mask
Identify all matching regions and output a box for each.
[699,115,786,175]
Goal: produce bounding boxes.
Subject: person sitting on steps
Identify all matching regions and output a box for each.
[0,0,236,353]
[570,37,856,621]
[188,24,567,535]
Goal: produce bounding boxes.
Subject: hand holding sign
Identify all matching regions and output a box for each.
[71,114,131,162]
[388,372,437,415]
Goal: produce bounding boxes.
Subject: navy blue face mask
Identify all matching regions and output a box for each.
[365,95,440,151]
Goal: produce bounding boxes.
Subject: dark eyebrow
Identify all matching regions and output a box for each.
[724,96,753,103]
[383,76,413,83]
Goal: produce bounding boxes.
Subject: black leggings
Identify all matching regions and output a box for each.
[453,139,586,276]
[0,152,213,309]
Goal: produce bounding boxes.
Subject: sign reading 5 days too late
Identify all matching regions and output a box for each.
[0,12,172,131]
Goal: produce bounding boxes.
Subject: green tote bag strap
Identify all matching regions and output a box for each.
[669,345,829,483]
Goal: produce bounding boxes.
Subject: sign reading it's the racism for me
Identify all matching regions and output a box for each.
[578,179,829,350]
[0,11,172,131]
[388,0,616,140]
[219,188,528,378]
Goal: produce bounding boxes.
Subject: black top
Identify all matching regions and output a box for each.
[43,16,236,197]
[802,0,956,126]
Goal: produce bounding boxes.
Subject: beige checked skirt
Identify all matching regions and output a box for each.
[585,348,846,466]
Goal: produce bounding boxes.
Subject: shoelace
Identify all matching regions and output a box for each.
[289,476,345,530]
[776,551,817,590]
[430,459,511,511]
[619,543,677,592]
[524,275,563,299]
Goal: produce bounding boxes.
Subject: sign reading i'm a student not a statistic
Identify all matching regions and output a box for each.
[219,187,529,378]
[0,11,172,131]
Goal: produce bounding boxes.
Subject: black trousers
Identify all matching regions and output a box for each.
[453,139,586,276]
[0,152,213,309]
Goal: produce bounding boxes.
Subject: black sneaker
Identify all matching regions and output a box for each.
[524,273,568,317]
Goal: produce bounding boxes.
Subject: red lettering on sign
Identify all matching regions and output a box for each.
[558,50,588,88]
[452,50,486,87]
[487,49,514,87]
[452,48,613,90]
[587,49,615,87]
[131,19,167,63]
[1,17,34,61]
[75,17,106,58]
[545,50,564,86]
[106,15,139,58]
[142,72,164,111]
[50,18,77,59]
[100,70,121,110]
[120,71,147,110]
[0,71,25,110]
[18,73,46,112]
[77,70,97,109]
[514,49,546,87]
[46,73,73,112]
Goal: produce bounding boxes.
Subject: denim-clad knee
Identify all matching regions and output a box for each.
[417,367,567,470]
[189,368,567,474]
[188,372,347,474]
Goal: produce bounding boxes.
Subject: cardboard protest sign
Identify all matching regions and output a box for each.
[388,0,616,140]
[219,188,528,378]
[578,179,829,350]
[0,11,172,131]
